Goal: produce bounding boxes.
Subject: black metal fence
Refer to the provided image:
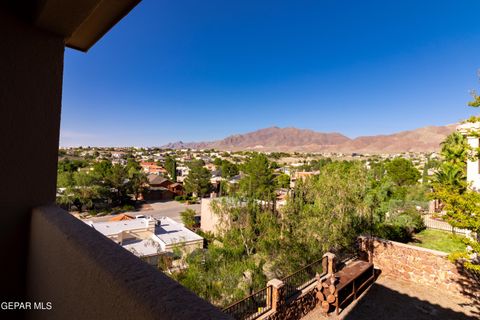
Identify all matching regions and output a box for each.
[282,257,326,300]
[335,252,359,269]
[223,286,272,320]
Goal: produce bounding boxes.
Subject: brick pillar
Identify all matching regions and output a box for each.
[267,279,285,313]
[323,252,337,275]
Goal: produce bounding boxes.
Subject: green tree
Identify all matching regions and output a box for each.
[184,162,211,197]
[440,132,468,168]
[126,158,141,172]
[128,166,148,201]
[56,187,76,210]
[277,161,371,273]
[72,171,98,211]
[433,163,466,192]
[57,171,74,188]
[57,159,88,173]
[213,157,223,167]
[165,156,177,181]
[239,154,275,201]
[275,173,290,189]
[106,164,129,204]
[385,158,421,187]
[430,98,479,272]
[92,160,113,181]
[221,160,239,179]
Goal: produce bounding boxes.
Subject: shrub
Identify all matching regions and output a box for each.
[375,208,425,242]
[181,208,197,229]
[121,204,135,212]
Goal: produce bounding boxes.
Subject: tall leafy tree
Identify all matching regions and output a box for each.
[221,160,239,179]
[165,156,177,181]
[239,153,275,201]
[72,171,98,211]
[440,132,468,168]
[430,92,480,272]
[92,160,113,181]
[275,173,290,189]
[127,166,148,201]
[57,171,74,188]
[385,158,421,187]
[184,161,211,197]
[106,164,129,203]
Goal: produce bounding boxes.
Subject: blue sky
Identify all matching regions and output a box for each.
[61,0,480,147]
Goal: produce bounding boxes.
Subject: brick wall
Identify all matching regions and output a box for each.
[357,236,479,301]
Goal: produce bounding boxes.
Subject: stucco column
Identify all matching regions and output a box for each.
[0,8,64,300]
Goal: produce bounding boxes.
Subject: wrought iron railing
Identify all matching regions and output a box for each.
[223,285,272,320]
[335,252,359,269]
[282,257,326,300]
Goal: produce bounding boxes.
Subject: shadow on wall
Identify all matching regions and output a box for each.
[454,263,480,318]
[344,283,475,320]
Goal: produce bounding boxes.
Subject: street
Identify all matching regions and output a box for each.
[86,200,201,224]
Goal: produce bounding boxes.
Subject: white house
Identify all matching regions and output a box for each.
[457,121,480,190]
[86,216,203,266]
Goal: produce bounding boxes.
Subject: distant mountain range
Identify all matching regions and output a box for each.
[163,124,457,153]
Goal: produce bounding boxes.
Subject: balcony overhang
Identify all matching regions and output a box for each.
[7,0,141,52]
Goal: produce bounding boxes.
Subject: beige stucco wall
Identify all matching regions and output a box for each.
[457,122,480,190]
[466,136,480,190]
[0,7,64,300]
[201,198,223,235]
[27,205,231,320]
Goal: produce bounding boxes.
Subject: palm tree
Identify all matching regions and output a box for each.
[433,163,466,192]
[57,187,75,211]
[440,132,468,166]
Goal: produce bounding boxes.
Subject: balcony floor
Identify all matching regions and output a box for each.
[302,274,478,320]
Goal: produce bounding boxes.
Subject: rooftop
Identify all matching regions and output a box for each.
[122,237,161,257]
[87,217,155,236]
[155,216,203,245]
[88,216,203,247]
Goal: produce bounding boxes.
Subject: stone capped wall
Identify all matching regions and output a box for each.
[266,284,319,320]
[357,236,479,300]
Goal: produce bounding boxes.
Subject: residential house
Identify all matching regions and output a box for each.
[112,151,127,159]
[143,174,184,201]
[458,122,480,190]
[140,161,167,175]
[87,216,203,267]
[290,171,319,188]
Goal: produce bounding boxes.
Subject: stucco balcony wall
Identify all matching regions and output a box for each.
[27,205,231,320]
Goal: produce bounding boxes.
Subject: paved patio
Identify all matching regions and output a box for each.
[303,274,478,320]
